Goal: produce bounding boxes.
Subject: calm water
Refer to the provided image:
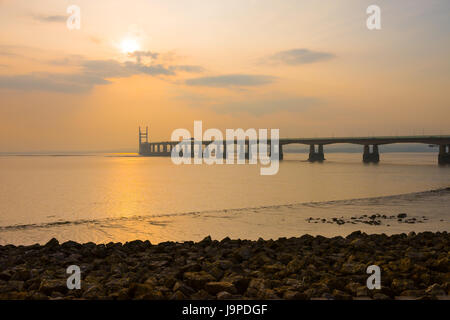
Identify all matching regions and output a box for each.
[0,152,449,245]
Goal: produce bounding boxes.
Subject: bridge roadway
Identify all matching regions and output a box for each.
[138,133,450,164]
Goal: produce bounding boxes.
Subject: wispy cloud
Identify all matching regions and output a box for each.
[0,72,109,93]
[212,96,319,116]
[0,54,204,93]
[177,91,319,116]
[127,51,159,64]
[185,74,276,88]
[265,48,335,65]
[170,65,205,73]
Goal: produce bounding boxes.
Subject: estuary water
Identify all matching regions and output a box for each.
[0,152,449,245]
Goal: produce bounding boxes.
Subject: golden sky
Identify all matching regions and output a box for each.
[0,0,449,152]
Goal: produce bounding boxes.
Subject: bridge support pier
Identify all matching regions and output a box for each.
[363,145,380,163]
[308,144,325,162]
[222,142,227,160]
[190,141,203,158]
[245,141,249,160]
[438,145,450,165]
[269,142,283,160]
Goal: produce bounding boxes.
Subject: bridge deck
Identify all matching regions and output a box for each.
[142,135,450,146]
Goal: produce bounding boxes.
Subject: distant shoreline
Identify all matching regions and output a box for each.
[0,149,440,156]
[0,231,448,300]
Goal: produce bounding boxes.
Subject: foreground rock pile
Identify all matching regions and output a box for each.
[0,231,449,300]
[306,213,429,226]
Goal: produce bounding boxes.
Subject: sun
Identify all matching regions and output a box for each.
[120,38,140,54]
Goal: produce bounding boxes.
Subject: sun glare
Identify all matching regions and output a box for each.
[120,38,140,54]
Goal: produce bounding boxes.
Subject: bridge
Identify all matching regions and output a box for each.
[138,127,450,165]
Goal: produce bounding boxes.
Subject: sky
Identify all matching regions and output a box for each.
[0,0,449,152]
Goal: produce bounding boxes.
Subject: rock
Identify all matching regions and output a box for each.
[373,293,390,300]
[398,258,412,272]
[260,289,279,299]
[208,266,224,280]
[356,286,369,297]
[173,281,196,296]
[170,290,187,300]
[286,258,305,274]
[238,246,252,260]
[406,250,426,261]
[283,290,307,300]
[82,285,105,299]
[391,279,415,293]
[222,275,250,294]
[39,279,67,295]
[180,262,202,273]
[0,232,448,300]
[105,278,130,292]
[321,293,335,300]
[200,236,212,245]
[278,253,293,265]
[425,284,446,296]
[129,283,164,300]
[432,257,448,272]
[3,280,24,292]
[217,291,233,300]
[215,260,233,270]
[183,271,215,290]
[205,282,237,295]
[263,264,284,273]
[44,238,60,249]
[248,278,267,292]
[61,240,82,249]
[191,289,210,299]
[350,238,366,249]
[397,213,407,219]
[0,271,12,281]
[340,262,365,274]
[345,282,360,294]
[400,290,425,297]
[11,268,31,281]
[30,292,49,300]
[332,289,352,300]
[116,288,130,300]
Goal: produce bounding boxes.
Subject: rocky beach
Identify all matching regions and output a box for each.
[0,231,449,300]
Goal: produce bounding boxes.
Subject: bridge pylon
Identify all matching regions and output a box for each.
[438,145,450,165]
[363,144,380,163]
[308,144,325,162]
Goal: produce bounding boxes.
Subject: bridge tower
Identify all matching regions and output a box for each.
[139,126,149,154]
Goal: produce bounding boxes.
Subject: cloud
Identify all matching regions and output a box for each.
[177,91,319,116]
[266,48,335,65]
[127,51,159,64]
[48,55,84,66]
[0,54,204,93]
[0,50,18,57]
[170,65,205,73]
[211,97,319,116]
[185,74,276,88]
[0,72,109,93]
[33,15,66,23]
